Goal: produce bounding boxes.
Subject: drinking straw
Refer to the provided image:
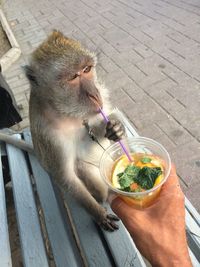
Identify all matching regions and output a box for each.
[99,107,132,162]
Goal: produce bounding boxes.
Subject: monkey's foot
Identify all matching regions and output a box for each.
[100,214,120,231]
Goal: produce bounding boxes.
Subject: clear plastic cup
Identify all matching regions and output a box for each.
[100,137,171,209]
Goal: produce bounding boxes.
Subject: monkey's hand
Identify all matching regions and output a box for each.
[100,213,120,231]
[105,119,125,142]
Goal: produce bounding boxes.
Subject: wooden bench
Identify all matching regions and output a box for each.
[0,110,200,267]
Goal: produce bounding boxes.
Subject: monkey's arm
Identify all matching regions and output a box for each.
[0,132,34,154]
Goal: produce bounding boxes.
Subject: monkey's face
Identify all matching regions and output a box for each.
[26,31,105,118]
[54,62,103,119]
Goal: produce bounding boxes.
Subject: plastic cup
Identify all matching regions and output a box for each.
[100,137,171,209]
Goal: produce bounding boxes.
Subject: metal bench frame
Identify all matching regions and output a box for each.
[0,109,200,267]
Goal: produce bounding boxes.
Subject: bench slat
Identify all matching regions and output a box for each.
[23,132,83,267]
[189,247,200,267]
[185,197,200,264]
[63,194,117,267]
[6,135,49,267]
[186,209,200,262]
[0,144,12,267]
[64,195,146,267]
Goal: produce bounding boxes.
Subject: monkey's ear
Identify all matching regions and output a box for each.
[23,65,38,86]
[52,29,63,37]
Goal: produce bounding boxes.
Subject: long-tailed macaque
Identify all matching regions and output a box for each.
[0,31,125,230]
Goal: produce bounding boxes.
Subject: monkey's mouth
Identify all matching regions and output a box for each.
[88,94,103,110]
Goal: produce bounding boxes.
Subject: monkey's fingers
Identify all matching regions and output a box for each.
[101,219,119,231]
[106,122,124,135]
[107,124,121,134]
[106,120,119,130]
[107,214,120,221]
[105,121,121,135]
[105,130,124,141]
[105,120,125,141]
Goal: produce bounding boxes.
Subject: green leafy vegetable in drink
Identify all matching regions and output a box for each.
[141,157,152,163]
[117,165,140,189]
[117,164,162,192]
[135,167,162,190]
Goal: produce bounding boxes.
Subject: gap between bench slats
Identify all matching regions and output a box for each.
[0,144,12,267]
[23,131,84,267]
[6,134,49,267]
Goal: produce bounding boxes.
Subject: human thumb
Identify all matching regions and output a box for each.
[109,196,131,220]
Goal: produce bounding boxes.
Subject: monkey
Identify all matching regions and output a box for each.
[0,30,125,231]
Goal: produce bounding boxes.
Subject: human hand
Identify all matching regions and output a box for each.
[110,165,192,267]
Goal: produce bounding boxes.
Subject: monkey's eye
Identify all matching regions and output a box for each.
[83,66,92,73]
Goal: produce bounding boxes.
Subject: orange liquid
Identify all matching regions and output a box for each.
[111,153,164,209]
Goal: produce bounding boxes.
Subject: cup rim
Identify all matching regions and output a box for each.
[99,136,171,196]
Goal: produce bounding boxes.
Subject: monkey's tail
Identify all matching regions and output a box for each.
[0,132,34,154]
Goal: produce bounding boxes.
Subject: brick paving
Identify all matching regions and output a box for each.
[1,0,200,211]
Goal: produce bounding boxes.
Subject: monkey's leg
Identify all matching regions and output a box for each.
[77,161,108,203]
[60,172,119,231]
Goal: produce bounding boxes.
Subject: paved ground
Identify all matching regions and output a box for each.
[1,0,200,211]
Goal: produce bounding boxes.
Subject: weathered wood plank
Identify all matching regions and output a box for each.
[62,193,116,267]
[6,135,49,267]
[0,143,12,267]
[63,184,145,267]
[186,209,200,262]
[185,197,200,265]
[23,131,84,267]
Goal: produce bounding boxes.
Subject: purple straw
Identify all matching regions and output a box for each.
[99,107,132,162]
